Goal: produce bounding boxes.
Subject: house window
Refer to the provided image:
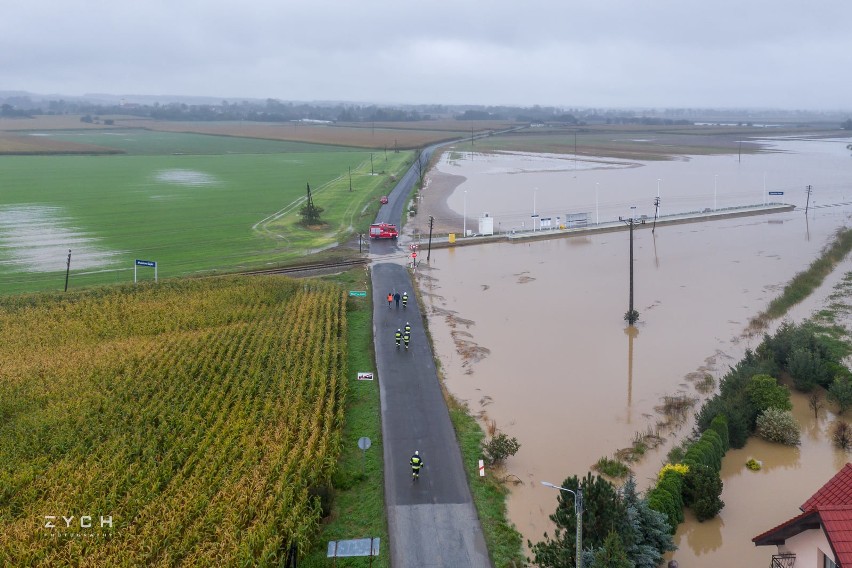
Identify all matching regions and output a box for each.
[824,555,837,568]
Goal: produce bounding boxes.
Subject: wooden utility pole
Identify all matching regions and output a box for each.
[64,249,72,292]
[805,185,813,213]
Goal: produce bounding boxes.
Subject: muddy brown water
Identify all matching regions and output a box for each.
[414,136,852,566]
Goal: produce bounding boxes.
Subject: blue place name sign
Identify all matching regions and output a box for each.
[768,191,784,196]
[135,260,157,267]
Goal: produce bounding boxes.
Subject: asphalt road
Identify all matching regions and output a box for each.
[372,262,491,568]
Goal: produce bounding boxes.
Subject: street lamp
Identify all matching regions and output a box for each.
[533,187,538,232]
[595,182,599,225]
[541,481,583,568]
[714,174,718,211]
[463,190,467,236]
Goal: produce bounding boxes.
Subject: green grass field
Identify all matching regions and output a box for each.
[0,130,413,295]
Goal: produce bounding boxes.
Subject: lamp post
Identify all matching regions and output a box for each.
[542,481,583,568]
[714,174,718,211]
[533,187,538,232]
[595,182,599,225]
[463,190,467,236]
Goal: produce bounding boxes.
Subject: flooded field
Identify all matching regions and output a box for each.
[413,135,852,566]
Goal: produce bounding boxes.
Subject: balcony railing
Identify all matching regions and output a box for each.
[771,553,796,568]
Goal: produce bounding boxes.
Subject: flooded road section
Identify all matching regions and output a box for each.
[415,136,852,566]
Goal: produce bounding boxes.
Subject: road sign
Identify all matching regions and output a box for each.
[768,191,784,196]
[327,538,380,558]
[134,259,158,284]
[348,290,367,297]
[411,252,417,259]
[357,372,373,381]
[358,437,371,450]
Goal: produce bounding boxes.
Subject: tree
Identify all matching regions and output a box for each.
[829,375,852,414]
[298,182,324,226]
[622,476,676,568]
[842,119,852,130]
[530,473,626,568]
[588,531,632,568]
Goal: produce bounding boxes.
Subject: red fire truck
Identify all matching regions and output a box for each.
[369,223,399,239]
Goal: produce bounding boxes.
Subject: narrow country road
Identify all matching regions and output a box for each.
[368,142,491,567]
[371,263,490,568]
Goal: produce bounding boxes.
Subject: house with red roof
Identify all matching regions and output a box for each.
[753,463,852,568]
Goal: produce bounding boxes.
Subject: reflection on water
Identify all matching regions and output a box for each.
[417,136,852,566]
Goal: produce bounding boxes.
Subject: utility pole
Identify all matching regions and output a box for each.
[805,185,813,214]
[370,153,374,176]
[427,216,434,262]
[620,208,644,325]
[349,166,352,192]
[64,249,72,292]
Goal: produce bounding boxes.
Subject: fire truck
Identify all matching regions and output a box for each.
[369,223,399,239]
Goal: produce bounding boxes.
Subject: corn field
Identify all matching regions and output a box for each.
[0,276,348,566]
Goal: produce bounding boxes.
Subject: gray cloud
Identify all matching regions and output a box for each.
[3,0,851,109]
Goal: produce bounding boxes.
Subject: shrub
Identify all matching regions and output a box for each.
[646,488,680,534]
[829,375,852,414]
[708,414,730,451]
[657,463,689,481]
[482,432,520,465]
[745,374,792,413]
[756,407,801,445]
[684,464,724,521]
[594,456,631,479]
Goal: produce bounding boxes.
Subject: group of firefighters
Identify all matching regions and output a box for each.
[387,289,424,480]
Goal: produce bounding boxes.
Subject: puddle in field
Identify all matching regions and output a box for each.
[0,205,123,272]
[414,136,852,566]
[153,169,218,186]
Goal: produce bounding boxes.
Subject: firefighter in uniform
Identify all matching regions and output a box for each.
[410,450,424,480]
[402,292,408,309]
[403,330,411,350]
[404,322,411,335]
[395,328,402,349]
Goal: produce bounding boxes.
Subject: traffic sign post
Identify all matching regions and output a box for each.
[768,191,784,196]
[134,259,158,284]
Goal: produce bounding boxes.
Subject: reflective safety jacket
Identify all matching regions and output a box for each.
[395,331,402,341]
[410,455,423,470]
[403,333,410,343]
[404,324,411,334]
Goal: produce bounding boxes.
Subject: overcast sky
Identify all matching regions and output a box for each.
[3,1,850,110]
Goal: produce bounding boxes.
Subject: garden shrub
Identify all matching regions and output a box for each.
[683,464,724,521]
[708,414,730,451]
[745,374,792,413]
[756,407,801,445]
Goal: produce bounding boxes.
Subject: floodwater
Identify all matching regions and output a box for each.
[414,136,852,566]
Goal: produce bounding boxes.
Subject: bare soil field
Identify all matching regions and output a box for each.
[111,118,518,149]
[472,124,841,161]
[0,132,122,154]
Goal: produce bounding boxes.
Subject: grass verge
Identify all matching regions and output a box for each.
[302,268,389,567]
[750,226,852,330]
[411,269,526,567]
[445,395,526,567]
